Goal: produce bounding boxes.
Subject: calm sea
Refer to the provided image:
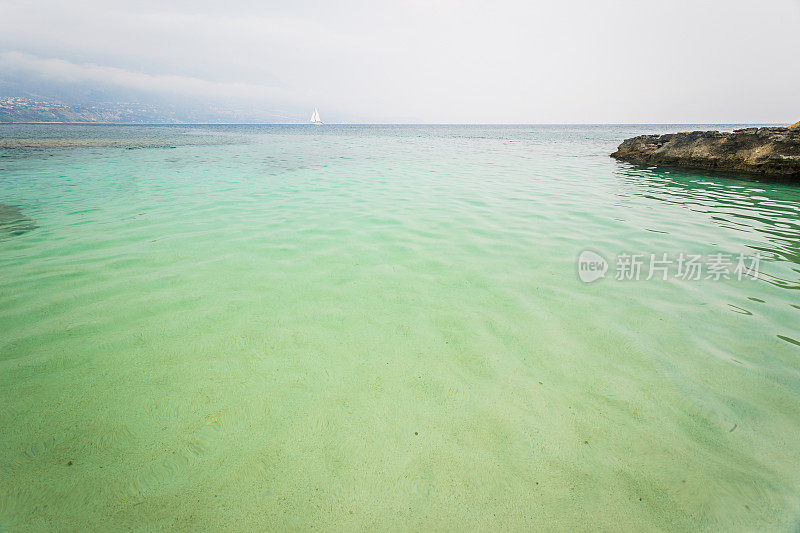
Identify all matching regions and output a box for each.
[1,124,799,530]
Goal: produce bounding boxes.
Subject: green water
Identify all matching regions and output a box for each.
[1,125,799,530]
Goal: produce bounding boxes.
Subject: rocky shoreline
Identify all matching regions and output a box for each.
[611,122,800,182]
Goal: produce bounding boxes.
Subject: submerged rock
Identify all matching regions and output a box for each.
[611,122,800,182]
[0,204,38,237]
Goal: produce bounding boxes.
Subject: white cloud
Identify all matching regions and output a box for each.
[0,51,302,104]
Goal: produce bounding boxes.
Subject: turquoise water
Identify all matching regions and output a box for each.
[1,124,799,530]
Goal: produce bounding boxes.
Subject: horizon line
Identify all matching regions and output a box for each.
[0,121,789,126]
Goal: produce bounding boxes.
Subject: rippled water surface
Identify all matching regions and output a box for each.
[1,124,799,530]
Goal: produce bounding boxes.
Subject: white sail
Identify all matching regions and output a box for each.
[310,107,322,124]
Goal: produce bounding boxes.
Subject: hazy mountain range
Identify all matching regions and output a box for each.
[0,69,307,124]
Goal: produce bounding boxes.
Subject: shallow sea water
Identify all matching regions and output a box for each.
[1,124,799,530]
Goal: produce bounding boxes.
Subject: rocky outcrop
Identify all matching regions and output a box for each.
[611,123,800,182]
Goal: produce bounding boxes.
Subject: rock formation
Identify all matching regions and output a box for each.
[611,123,800,182]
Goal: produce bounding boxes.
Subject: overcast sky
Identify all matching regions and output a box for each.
[1,0,799,123]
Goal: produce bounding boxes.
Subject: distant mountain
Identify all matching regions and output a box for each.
[0,95,279,123]
[0,71,303,124]
[0,96,181,123]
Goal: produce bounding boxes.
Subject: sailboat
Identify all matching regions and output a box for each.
[310,107,323,125]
